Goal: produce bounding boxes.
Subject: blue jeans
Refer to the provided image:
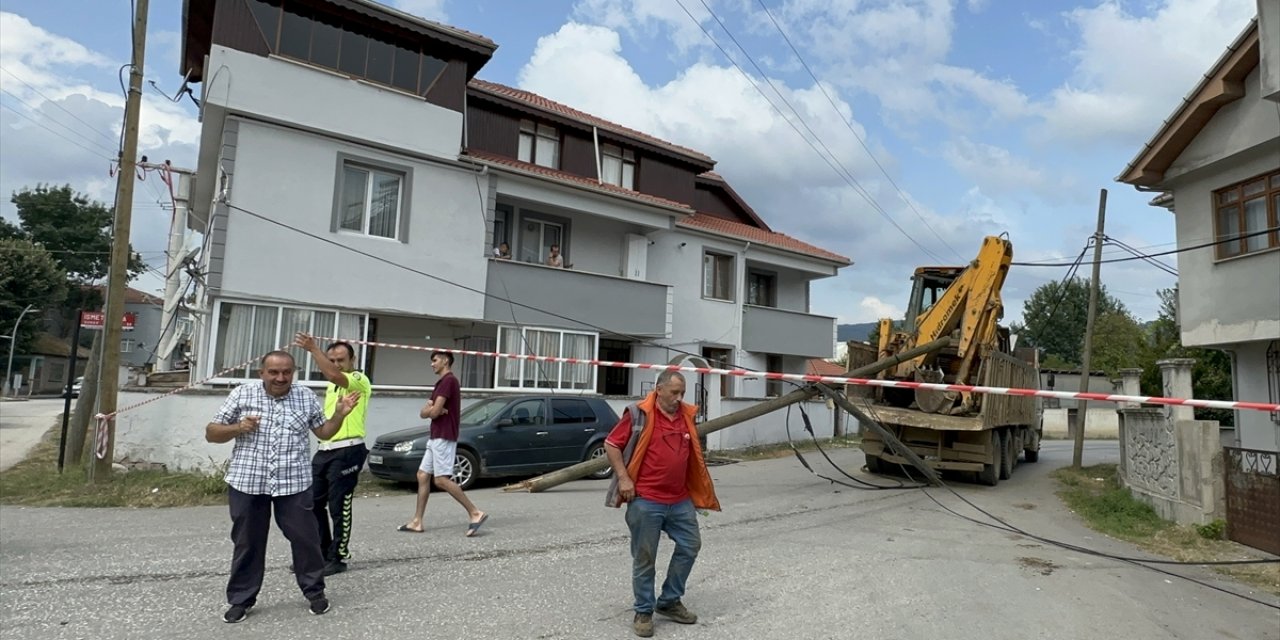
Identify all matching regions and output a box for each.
[625,497,701,614]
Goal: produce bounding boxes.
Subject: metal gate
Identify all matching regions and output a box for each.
[1222,447,1280,555]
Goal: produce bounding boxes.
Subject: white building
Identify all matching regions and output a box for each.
[179,0,849,401]
[1117,9,1280,452]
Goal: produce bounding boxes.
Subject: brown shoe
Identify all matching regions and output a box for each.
[656,601,697,624]
[633,613,654,637]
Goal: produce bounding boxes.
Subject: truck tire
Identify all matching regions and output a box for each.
[864,453,884,474]
[999,429,1013,480]
[978,432,1000,486]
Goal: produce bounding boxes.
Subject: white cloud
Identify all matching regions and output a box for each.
[387,0,449,22]
[859,296,901,321]
[1035,0,1258,146]
[572,0,713,53]
[942,137,1046,196]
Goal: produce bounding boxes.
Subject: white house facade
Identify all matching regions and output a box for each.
[1118,11,1280,452]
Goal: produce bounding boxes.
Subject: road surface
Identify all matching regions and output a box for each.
[0,398,65,472]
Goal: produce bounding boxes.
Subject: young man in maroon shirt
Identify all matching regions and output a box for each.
[604,370,720,637]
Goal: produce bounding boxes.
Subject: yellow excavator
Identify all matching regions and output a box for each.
[861,235,1041,485]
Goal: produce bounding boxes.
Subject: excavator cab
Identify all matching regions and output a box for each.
[903,266,965,333]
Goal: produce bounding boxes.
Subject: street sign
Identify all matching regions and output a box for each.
[80,311,136,331]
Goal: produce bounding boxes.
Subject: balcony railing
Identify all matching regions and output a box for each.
[742,304,836,358]
[484,259,670,336]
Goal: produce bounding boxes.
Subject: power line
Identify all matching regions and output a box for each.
[0,66,121,150]
[753,0,965,263]
[1010,227,1276,266]
[0,101,115,161]
[1104,236,1178,276]
[672,0,947,263]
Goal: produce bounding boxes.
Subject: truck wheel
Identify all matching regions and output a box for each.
[978,432,1000,486]
[864,453,884,474]
[999,429,1013,480]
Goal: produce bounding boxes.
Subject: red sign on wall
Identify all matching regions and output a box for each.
[79,311,136,331]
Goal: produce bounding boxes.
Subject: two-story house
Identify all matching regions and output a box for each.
[178,0,849,400]
[1117,10,1280,452]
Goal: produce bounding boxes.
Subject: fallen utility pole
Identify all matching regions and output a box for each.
[1074,188,1107,470]
[811,383,942,485]
[90,0,149,483]
[506,336,953,493]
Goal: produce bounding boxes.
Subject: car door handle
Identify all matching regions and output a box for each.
[583,428,595,432]
[535,431,549,436]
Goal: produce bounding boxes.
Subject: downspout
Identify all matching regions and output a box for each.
[593,126,602,183]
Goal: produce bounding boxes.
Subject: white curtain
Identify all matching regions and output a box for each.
[563,333,594,390]
[528,329,560,389]
[498,327,522,387]
[281,307,312,374]
[249,306,277,370]
[217,303,255,377]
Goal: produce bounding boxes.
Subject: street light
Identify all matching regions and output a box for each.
[3,304,37,397]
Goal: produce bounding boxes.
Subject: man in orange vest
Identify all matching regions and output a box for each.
[604,370,720,638]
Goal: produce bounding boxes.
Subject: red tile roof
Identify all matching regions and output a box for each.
[468,79,714,166]
[807,358,847,377]
[678,213,851,264]
[465,150,694,211]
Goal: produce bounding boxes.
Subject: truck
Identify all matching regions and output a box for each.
[859,235,1041,486]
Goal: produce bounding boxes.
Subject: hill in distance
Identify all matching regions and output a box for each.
[836,322,879,343]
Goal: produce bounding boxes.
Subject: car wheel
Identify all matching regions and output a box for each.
[452,449,480,491]
[585,442,613,480]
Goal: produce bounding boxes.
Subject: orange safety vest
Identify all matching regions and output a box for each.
[605,392,721,511]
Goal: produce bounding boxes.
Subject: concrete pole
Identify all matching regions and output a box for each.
[3,304,35,396]
[156,168,192,371]
[1074,188,1107,469]
[90,0,148,482]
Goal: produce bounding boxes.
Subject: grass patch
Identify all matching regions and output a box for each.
[718,436,860,462]
[0,426,228,508]
[1053,464,1280,596]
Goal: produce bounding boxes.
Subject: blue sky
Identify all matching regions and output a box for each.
[0,0,1261,326]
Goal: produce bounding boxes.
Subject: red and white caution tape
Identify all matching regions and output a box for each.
[324,336,1280,414]
[96,351,276,421]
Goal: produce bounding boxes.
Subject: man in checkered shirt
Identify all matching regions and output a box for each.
[206,350,361,624]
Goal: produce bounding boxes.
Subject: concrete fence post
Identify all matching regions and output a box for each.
[1157,358,1196,424]
[1117,368,1143,409]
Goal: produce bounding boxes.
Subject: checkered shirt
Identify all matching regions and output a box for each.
[213,381,325,497]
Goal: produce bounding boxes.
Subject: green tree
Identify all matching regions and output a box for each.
[0,239,68,354]
[9,185,148,339]
[1091,310,1146,376]
[1019,277,1125,366]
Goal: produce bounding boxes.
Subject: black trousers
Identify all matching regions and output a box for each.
[311,444,368,562]
[226,487,326,606]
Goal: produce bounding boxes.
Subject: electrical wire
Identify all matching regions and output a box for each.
[0,67,121,149]
[1011,227,1276,266]
[752,0,965,263]
[1104,235,1178,276]
[672,0,947,264]
[0,102,115,161]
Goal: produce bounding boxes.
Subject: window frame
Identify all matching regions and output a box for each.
[208,299,368,384]
[600,143,636,190]
[1213,170,1280,260]
[331,153,413,242]
[495,326,597,392]
[746,269,777,307]
[517,119,560,169]
[702,251,736,302]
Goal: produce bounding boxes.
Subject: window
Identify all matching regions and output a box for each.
[519,217,563,264]
[492,203,513,255]
[1214,170,1280,259]
[703,252,734,301]
[497,326,596,391]
[121,339,136,353]
[334,159,407,240]
[747,270,776,307]
[503,399,545,425]
[518,120,559,168]
[766,354,783,397]
[1268,341,1280,424]
[246,0,446,95]
[213,301,366,380]
[552,398,597,424]
[600,144,635,189]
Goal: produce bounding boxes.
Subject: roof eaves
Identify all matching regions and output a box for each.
[465,154,694,215]
[676,219,851,266]
[695,172,771,231]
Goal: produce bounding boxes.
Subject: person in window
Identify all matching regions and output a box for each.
[493,242,512,260]
[545,244,564,268]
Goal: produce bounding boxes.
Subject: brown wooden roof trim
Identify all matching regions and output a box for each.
[1117,20,1259,187]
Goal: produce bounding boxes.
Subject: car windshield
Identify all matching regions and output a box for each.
[459,398,508,426]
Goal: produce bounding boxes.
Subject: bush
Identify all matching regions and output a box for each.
[1195,519,1226,540]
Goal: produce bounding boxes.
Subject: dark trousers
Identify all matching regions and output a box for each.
[312,444,367,562]
[226,487,326,606]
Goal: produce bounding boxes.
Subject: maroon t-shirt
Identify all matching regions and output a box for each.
[429,372,461,441]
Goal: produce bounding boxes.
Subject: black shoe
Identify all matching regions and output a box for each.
[223,604,250,623]
[322,560,347,576]
[309,595,330,615]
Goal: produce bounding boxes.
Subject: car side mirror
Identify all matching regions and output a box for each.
[496,418,514,427]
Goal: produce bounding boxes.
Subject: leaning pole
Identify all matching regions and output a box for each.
[505,337,953,493]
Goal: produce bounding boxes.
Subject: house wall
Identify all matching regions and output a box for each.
[121,302,163,368]
[203,46,464,161]
[1232,340,1280,452]
[217,118,489,319]
[1167,68,1278,181]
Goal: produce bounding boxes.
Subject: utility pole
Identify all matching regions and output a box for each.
[1073,188,1107,469]
[91,0,148,483]
[144,162,195,372]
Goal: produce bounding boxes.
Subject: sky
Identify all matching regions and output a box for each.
[0,0,1262,327]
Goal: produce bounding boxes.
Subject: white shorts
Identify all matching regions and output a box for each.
[418,438,457,477]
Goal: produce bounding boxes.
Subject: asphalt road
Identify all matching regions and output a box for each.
[1,440,1276,640]
[0,398,65,472]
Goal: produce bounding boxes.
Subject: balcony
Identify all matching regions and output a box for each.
[484,259,671,336]
[742,305,836,358]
